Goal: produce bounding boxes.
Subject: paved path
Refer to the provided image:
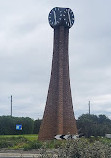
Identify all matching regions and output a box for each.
[0,149,59,157]
[0,153,41,157]
[0,150,42,158]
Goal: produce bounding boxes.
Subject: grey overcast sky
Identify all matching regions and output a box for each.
[0,0,111,120]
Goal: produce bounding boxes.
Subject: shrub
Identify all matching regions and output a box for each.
[58,139,111,158]
[0,140,14,148]
[23,140,42,150]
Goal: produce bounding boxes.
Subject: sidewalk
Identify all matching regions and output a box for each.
[0,149,58,157]
[0,149,42,157]
[0,153,41,157]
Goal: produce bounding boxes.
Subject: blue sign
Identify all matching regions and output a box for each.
[16,124,22,130]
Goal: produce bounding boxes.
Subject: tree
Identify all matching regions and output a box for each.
[0,116,34,135]
[77,114,111,137]
[33,119,42,134]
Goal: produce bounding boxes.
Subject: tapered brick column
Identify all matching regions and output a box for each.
[38,26,77,140]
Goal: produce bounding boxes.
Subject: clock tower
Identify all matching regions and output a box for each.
[38,7,77,140]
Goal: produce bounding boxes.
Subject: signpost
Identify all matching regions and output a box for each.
[16,125,22,130]
[54,134,79,140]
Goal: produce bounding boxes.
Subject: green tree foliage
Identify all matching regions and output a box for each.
[1,114,111,136]
[0,116,34,135]
[77,114,111,137]
[33,119,42,134]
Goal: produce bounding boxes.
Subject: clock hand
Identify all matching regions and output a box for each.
[53,11,57,25]
[68,9,71,27]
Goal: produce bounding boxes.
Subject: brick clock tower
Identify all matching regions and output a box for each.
[38,7,77,140]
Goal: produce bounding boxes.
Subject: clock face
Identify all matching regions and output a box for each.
[63,8,75,28]
[48,7,63,28]
[48,7,75,28]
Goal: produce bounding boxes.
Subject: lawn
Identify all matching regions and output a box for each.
[0,135,111,157]
[0,134,38,150]
[0,134,38,140]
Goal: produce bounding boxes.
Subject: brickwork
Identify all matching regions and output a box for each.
[38,26,77,140]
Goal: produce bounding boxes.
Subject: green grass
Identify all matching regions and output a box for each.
[0,134,38,150]
[0,135,111,151]
[23,134,38,141]
[0,134,65,150]
[0,134,38,141]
